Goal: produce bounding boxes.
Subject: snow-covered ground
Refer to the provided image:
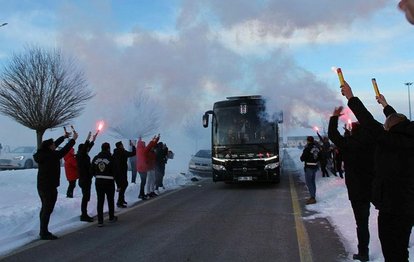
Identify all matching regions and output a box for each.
[0,148,412,261]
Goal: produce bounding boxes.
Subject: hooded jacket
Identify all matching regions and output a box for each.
[34,136,75,191]
[136,137,159,172]
[91,150,114,185]
[76,140,94,187]
[348,97,414,217]
[328,116,376,201]
[64,148,78,181]
[113,145,136,187]
[300,141,320,168]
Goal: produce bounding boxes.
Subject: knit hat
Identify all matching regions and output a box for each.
[41,139,54,149]
[384,113,407,131]
[115,141,123,148]
[101,142,110,151]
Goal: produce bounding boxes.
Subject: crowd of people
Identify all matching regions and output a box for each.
[301,2,414,261]
[300,77,414,262]
[35,129,171,237]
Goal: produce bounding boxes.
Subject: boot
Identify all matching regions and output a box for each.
[306,197,316,205]
[80,214,94,222]
[352,253,369,261]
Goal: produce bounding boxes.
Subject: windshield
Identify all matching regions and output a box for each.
[195,150,212,158]
[212,104,277,146]
[12,147,35,154]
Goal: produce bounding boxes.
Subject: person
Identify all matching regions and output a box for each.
[146,137,160,198]
[341,81,414,262]
[92,142,117,227]
[300,136,320,205]
[316,132,331,177]
[332,145,344,178]
[154,142,168,192]
[63,148,78,198]
[33,129,78,240]
[328,106,376,261]
[76,131,97,222]
[129,140,137,184]
[136,135,159,200]
[399,0,414,25]
[113,140,136,208]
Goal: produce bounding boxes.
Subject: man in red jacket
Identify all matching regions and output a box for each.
[64,148,78,198]
[136,134,159,200]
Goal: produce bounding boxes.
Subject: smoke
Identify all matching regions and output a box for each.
[179,0,390,37]
[50,1,389,168]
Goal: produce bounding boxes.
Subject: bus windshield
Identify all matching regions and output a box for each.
[212,104,277,146]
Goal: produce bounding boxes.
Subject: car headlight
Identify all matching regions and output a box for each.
[189,163,196,169]
[265,162,279,170]
[212,164,226,171]
[14,156,24,161]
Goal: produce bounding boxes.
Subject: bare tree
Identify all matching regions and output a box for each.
[0,46,94,148]
[109,91,161,140]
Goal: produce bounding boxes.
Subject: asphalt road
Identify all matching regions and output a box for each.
[1,151,347,262]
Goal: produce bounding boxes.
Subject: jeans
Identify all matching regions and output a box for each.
[66,180,76,197]
[146,169,155,194]
[351,200,371,255]
[95,182,115,223]
[138,171,147,197]
[80,183,91,216]
[304,167,317,198]
[38,188,58,236]
[378,211,413,262]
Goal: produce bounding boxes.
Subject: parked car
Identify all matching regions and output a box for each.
[0,146,38,170]
[188,149,212,176]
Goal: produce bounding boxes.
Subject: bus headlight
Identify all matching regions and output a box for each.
[265,162,279,170]
[213,164,226,171]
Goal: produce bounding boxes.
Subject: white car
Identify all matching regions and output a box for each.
[188,149,212,176]
[0,146,38,170]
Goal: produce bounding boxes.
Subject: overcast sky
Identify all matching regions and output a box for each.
[0,0,413,165]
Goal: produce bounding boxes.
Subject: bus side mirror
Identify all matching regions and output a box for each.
[202,114,209,128]
[278,111,283,124]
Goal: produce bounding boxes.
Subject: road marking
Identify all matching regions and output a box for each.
[289,172,313,262]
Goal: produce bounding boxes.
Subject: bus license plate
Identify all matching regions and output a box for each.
[238,176,253,181]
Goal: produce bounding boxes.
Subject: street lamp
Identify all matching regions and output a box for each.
[405,82,413,120]
[0,23,8,28]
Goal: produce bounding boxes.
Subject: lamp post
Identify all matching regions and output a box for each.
[406,82,413,120]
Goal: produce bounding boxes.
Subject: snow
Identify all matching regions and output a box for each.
[0,148,413,261]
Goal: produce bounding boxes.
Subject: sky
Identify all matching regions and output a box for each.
[1,0,414,170]
[0,148,412,261]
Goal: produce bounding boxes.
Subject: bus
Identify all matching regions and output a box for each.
[202,95,282,183]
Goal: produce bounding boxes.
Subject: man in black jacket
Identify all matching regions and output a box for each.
[300,136,320,205]
[328,106,376,261]
[33,130,78,240]
[341,82,414,262]
[76,131,97,222]
[92,142,117,227]
[113,140,136,208]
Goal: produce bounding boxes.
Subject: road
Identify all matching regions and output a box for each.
[1,151,347,262]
